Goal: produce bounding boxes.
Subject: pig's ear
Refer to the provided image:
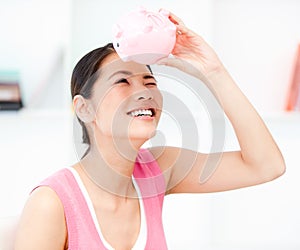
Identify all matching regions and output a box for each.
[113,24,123,38]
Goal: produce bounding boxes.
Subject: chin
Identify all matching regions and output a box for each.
[128,127,157,141]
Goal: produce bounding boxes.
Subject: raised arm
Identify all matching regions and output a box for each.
[151,12,285,194]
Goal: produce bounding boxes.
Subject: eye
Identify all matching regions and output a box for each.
[115,78,129,84]
[145,82,157,86]
[143,74,157,86]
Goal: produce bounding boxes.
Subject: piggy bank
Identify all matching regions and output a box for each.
[112,7,176,64]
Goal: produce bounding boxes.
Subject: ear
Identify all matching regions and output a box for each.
[73,95,95,123]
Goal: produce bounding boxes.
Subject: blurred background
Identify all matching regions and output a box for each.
[0,0,299,249]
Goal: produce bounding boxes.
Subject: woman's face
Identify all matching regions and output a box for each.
[89,53,163,143]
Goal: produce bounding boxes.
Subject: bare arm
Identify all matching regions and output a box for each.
[14,187,67,250]
[151,12,285,194]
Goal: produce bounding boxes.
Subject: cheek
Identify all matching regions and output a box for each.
[158,91,163,106]
[94,89,129,131]
[153,89,163,116]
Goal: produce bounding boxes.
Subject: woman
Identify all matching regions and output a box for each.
[15,12,285,250]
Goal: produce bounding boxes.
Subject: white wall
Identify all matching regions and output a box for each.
[0,110,75,217]
[212,0,300,113]
[210,114,300,249]
[0,0,71,108]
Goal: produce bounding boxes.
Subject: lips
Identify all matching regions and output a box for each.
[126,107,156,117]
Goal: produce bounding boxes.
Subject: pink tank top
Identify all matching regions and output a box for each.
[34,149,168,250]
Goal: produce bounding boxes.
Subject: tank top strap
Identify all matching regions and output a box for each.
[133,148,168,249]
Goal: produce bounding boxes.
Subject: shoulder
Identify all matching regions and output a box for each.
[39,168,72,184]
[28,186,65,216]
[15,186,67,249]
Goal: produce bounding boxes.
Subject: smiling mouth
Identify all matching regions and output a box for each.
[127,108,156,117]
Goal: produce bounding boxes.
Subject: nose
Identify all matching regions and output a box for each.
[134,88,154,101]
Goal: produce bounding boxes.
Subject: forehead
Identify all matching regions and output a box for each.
[99,53,151,77]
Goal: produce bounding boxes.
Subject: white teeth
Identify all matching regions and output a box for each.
[130,109,153,117]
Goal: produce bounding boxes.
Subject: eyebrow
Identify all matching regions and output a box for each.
[108,70,132,80]
[108,70,156,81]
[143,74,157,81]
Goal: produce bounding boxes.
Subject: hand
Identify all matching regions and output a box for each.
[157,11,225,80]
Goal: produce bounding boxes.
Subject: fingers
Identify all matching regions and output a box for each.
[164,10,189,35]
[159,9,185,26]
[168,11,184,26]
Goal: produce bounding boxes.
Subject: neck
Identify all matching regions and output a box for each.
[79,134,145,198]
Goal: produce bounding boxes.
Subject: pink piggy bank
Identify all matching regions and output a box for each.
[112,7,176,64]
